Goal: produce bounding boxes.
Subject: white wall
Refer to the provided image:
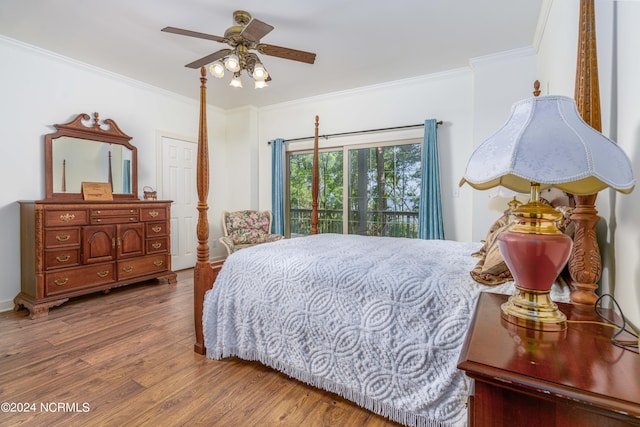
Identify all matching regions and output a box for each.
[613,0,640,329]
[469,48,539,241]
[0,36,226,310]
[536,0,640,327]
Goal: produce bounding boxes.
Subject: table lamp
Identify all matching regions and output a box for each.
[460,95,634,331]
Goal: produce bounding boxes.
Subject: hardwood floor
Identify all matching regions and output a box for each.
[0,269,401,426]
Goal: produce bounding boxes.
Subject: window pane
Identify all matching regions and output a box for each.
[348,144,421,237]
[288,150,343,236]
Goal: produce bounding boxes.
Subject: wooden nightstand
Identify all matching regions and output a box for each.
[458,292,640,427]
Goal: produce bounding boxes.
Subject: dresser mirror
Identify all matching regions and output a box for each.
[44,113,138,199]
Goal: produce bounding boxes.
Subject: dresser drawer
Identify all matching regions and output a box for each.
[90,207,139,224]
[117,254,168,280]
[91,208,138,217]
[145,221,169,237]
[45,209,88,227]
[140,207,166,221]
[45,263,115,296]
[90,215,139,225]
[146,237,169,254]
[44,228,81,248]
[44,248,81,270]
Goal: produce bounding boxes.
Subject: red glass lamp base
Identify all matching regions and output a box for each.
[498,230,573,331]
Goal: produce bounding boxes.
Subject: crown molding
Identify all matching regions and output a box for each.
[469,46,537,70]
[533,0,555,53]
[0,34,223,111]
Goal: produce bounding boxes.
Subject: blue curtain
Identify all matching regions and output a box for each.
[122,160,131,194]
[418,119,444,240]
[271,138,286,235]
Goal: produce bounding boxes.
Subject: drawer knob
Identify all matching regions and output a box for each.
[122,265,133,273]
[54,277,69,286]
[96,270,110,278]
[56,255,71,262]
[59,213,75,222]
[152,226,162,233]
[56,234,71,242]
[152,242,162,249]
[148,210,159,218]
[153,260,164,267]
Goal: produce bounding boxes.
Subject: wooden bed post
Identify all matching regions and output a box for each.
[194,67,214,355]
[311,115,319,235]
[568,0,602,305]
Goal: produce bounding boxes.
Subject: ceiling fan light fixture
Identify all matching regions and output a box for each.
[165,10,316,90]
[224,53,241,72]
[209,61,225,78]
[229,72,243,88]
[254,79,268,89]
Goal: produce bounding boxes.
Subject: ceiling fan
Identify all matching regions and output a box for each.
[162,10,316,87]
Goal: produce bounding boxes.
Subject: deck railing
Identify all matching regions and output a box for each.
[289,208,419,238]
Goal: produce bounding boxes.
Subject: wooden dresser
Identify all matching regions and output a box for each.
[16,199,177,318]
[458,292,640,427]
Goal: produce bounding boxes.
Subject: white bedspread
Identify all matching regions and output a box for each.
[203,234,568,427]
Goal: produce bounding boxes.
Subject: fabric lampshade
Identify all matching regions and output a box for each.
[460,96,635,195]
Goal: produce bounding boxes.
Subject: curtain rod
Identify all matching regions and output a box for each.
[269,121,442,144]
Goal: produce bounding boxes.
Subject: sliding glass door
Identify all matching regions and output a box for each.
[288,139,421,238]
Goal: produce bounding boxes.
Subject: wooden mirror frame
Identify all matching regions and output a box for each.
[44,112,138,200]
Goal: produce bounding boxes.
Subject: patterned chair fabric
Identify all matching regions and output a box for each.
[219,210,284,255]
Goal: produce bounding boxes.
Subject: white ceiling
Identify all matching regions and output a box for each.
[0,0,542,110]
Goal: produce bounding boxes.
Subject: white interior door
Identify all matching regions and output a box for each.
[161,136,196,270]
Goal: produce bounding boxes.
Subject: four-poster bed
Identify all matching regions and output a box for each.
[190,1,622,425]
[188,75,571,425]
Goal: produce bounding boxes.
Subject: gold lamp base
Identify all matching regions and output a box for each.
[501,285,567,331]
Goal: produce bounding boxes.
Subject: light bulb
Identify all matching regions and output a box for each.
[208,61,225,78]
[224,53,240,73]
[229,73,243,88]
[252,63,268,80]
[254,80,268,89]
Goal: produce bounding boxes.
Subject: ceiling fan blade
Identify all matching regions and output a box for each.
[185,49,230,69]
[161,26,226,43]
[258,44,316,64]
[241,19,274,42]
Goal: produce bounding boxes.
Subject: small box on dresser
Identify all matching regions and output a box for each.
[16,200,177,319]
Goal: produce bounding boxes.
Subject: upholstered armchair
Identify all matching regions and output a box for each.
[219,210,284,255]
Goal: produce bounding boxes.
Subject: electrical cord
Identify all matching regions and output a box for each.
[593,293,639,352]
[565,293,639,354]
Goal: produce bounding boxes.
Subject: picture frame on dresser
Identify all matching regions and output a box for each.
[15,112,177,319]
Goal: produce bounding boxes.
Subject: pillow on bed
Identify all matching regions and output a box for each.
[471,213,513,285]
[471,201,575,286]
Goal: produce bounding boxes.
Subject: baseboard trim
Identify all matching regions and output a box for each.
[0,299,15,313]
